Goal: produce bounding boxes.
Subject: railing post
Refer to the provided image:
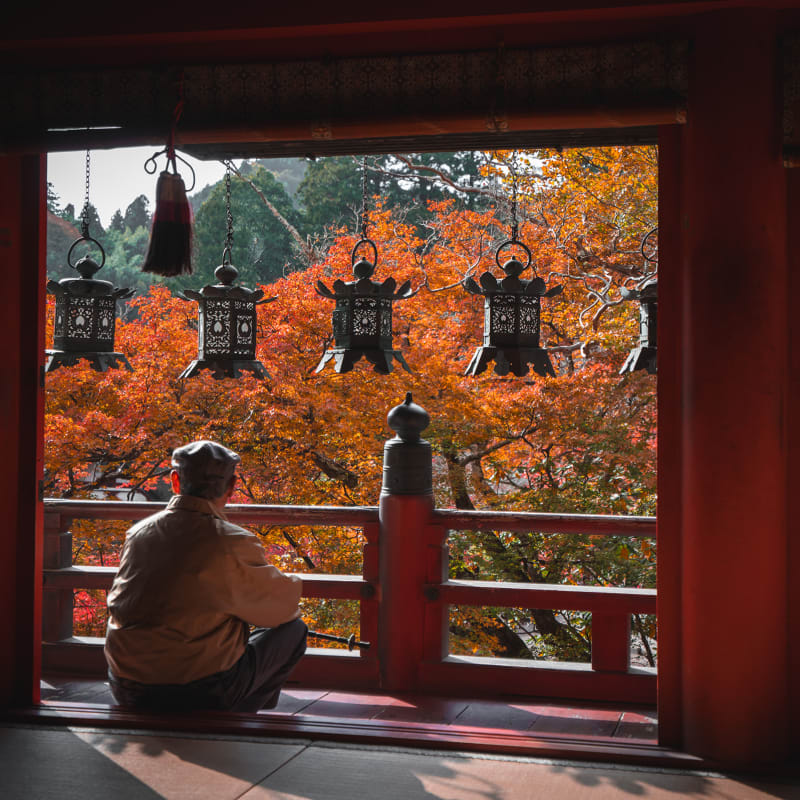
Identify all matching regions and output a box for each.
[378,393,434,691]
[591,612,630,673]
[42,512,73,642]
[360,521,380,662]
[422,522,448,663]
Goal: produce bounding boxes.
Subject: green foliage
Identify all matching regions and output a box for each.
[61,203,76,224]
[46,212,81,281]
[123,194,151,232]
[103,225,153,296]
[109,210,125,233]
[296,157,363,235]
[193,165,303,286]
[374,152,488,212]
[296,152,488,238]
[189,181,215,213]
[80,203,105,236]
[47,182,61,213]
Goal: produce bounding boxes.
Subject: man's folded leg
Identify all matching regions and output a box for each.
[225,618,308,712]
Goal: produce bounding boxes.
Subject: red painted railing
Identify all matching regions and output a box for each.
[42,499,656,703]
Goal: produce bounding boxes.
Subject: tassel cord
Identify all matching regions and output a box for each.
[166,70,186,174]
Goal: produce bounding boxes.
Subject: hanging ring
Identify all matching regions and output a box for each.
[143,148,197,191]
[641,227,658,263]
[495,238,531,270]
[221,245,233,266]
[67,235,106,270]
[351,237,378,267]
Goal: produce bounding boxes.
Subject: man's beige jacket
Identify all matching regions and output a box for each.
[105,495,302,684]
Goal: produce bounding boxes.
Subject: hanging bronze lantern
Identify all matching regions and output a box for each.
[46,237,135,373]
[620,227,658,375]
[315,157,412,375]
[179,254,273,380]
[314,238,413,374]
[463,238,562,378]
[46,150,134,373]
[619,278,657,375]
[178,165,273,380]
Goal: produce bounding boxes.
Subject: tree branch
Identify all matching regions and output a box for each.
[225,161,319,265]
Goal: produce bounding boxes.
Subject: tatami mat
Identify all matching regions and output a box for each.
[1,724,797,799]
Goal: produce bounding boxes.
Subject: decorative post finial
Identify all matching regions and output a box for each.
[387,392,430,443]
[382,393,432,495]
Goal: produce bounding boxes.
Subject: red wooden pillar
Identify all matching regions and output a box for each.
[675,10,789,766]
[378,393,434,691]
[0,154,46,708]
[656,123,685,751]
[787,165,800,759]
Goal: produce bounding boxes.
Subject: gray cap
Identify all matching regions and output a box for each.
[171,440,241,499]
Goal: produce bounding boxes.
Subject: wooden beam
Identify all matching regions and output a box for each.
[419,657,656,704]
[432,508,655,537]
[43,566,374,600]
[1,41,688,155]
[43,499,378,527]
[435,580,656,613]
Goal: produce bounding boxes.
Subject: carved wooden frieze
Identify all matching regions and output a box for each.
[783,34,800,165]
[2,40,688,154]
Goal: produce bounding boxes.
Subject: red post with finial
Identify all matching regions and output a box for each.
[378,393,435,691]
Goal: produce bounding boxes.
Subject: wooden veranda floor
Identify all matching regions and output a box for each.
[33,675,692,769]
[40,676,658,742]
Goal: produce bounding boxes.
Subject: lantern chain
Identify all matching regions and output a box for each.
[80,149,91,240]
[359,156,369,239]
[224,163,234,262]
[509,153,519,243]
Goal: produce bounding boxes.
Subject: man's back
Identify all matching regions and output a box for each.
[105,494,302,685]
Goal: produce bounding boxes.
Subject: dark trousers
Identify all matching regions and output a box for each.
[108,619,307,713]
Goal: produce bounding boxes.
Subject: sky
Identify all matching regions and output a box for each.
[46,147,233,227]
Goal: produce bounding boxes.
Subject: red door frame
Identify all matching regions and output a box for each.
[0,153,46,708]
[1,7,798,769]
[657,9,792,765]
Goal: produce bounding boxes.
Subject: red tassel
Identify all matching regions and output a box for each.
[142,170,193,276]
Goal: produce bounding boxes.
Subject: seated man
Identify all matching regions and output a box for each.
[105,440,306,712]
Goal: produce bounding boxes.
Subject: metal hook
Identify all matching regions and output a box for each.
[351,237,378,268]
[67,234,106,271]
[641,227,658,264]
[495,238,532,271]
[143,148,196,191]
